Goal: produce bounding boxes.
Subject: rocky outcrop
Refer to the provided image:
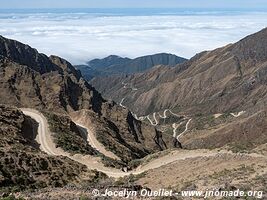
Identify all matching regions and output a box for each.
[0,36,60,74]
[0,55,103,114]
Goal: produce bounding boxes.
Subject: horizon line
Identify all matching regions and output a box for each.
[1,7,267,10]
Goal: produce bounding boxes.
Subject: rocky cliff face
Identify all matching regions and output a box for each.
[0,36,60,74]
[77,53,187,80]
[0,36,170,163]
[0,37,103,114]
[0,56,103,113]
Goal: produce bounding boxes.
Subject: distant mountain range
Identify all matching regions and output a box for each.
[76,53,187,80]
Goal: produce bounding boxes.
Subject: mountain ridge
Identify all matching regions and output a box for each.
[77,53,187,80]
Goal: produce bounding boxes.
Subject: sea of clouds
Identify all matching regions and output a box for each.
[0,10,267,64]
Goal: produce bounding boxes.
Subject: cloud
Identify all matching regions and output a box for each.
[0,11,267,64]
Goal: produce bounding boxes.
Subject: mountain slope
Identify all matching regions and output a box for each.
[77,53,187,80]
[90,28,267,116]
[0,105,88,192]
[0,35,173,164]
[89,28,267,152]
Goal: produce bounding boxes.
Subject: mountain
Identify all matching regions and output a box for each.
[1,29,267,200]
[91,28,267,116]
[90,28,267,150]
[76,53,187,80]
[89,55,131,70]
[0,36,99,114]
[0,35,176,193]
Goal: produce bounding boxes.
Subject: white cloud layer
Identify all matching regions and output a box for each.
[0,11,267,64]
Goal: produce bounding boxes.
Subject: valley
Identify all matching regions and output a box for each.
[18,107,267,187]
[0,27,267,199]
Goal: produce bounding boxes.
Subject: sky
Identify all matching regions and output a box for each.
[0,1,267,64]
[1,0,267,9]
[1,10,266,64]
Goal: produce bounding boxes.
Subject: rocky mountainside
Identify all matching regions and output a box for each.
[76,53,187,80]
[90,28,267,152]
[0,27,267,200]
[0,105,87,192]
[0,36,172,165]
[91,28,267,117]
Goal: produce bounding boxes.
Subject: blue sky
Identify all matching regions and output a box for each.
[1,0,267,9]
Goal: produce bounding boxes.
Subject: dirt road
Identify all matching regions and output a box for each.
[21,108,261,178]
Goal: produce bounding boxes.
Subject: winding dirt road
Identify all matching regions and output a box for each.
[177,119,192,140]
[230,111,245,117]
[21,109,57,156]
[134,109,183,127]
[214,111,245,119]
[21,108,125,177]
[120,81,181,128]
[159,109,181,119]
[21,108,256,179]
[74,122,120,160]
[146,113,159,126]
[119,98,126,108]
[172,122,183,138]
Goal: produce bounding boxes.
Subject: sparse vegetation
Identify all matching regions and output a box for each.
[142,149,171,165]
[228,143,255,153]
[44,112,98,155]
[79,196,89,200]
[114,172,147,186]
[0,106,88,194]
[128,149,171,169]
[88,170,108,184]
[95,128,146,163]
[0,196,25,200]
[194,112,233,131]
[209,165,256,181]
[100,155,126,169]
[194,114,216,130]
[128,159,142,169]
